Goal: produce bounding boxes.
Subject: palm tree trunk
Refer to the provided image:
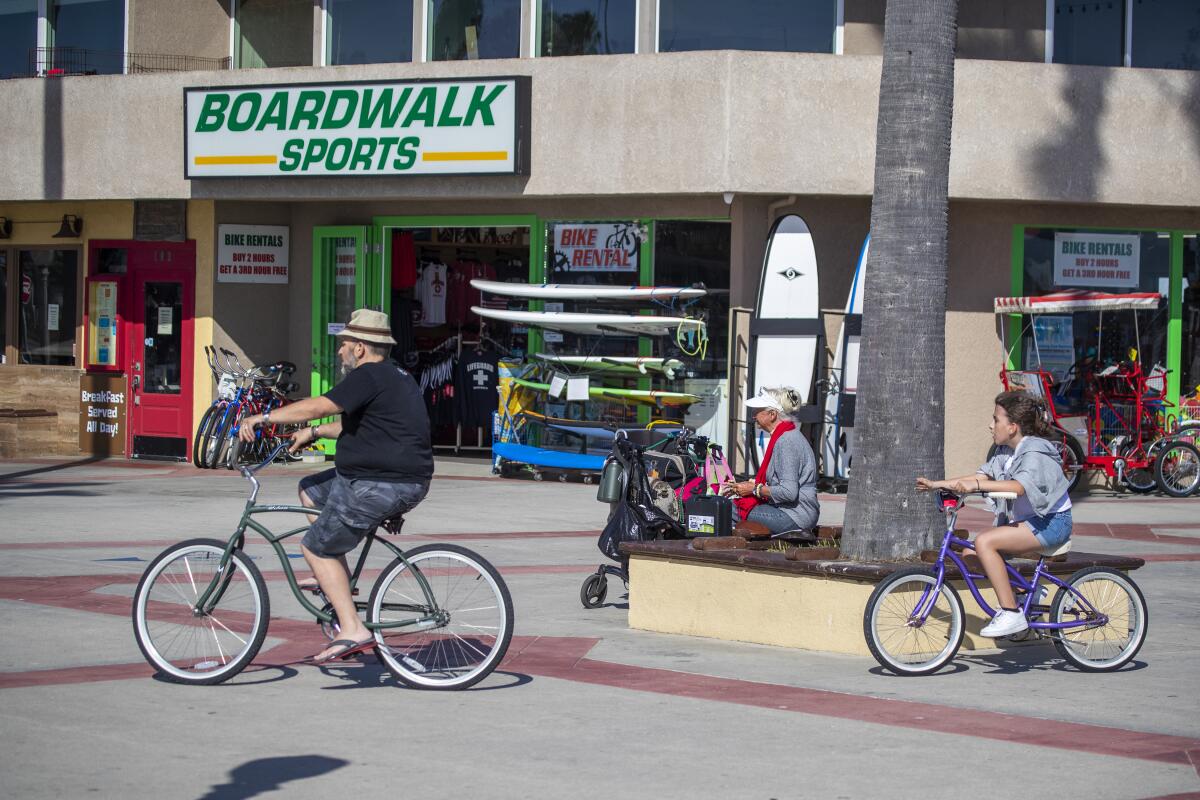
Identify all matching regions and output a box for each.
[841,0,961,561]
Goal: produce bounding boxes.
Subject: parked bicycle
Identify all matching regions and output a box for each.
[134,444,514,689]
[192,347,299,470]
[863,489,1147,676]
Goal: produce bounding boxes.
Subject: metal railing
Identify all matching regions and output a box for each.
[23,47,231,78]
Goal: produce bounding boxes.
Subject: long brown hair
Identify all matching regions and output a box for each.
[994,391,1054,438]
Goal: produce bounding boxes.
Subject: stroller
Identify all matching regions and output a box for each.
[579,429,708,608]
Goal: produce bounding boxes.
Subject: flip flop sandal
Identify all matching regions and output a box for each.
[312,638,376,665]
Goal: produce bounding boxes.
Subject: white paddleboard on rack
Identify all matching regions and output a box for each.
[472,306,701,337]
[471,279,706,301]
[748,214,821,466]
[820,235,868,481]
[533,354,686,378]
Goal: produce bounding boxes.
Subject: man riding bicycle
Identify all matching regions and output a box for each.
[239,308,433,664]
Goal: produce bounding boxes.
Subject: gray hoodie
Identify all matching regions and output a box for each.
[978,436,1071,522]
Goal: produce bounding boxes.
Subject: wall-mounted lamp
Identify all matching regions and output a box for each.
[52,214,83,238]
[0,217,10,239]
[722,192,735,205]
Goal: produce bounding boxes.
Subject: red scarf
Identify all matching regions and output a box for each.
[734,420,795,520]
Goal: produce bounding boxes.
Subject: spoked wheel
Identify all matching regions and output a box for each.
[1051,567,1147,671]
[368,544,513,690]
[192,405,218,468]
[864,566,964,676]
[1123,468,1158,494]
[580,573,608,608]
[1154,441,1200,497]
[132,539,269,685]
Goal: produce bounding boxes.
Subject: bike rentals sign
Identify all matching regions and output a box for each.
[185,77,530,178]
[1053,232,1140,289]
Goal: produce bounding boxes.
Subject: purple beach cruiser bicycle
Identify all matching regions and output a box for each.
[863,490,1148,676]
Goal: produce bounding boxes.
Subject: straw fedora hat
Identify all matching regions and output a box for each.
[336,308,396,345]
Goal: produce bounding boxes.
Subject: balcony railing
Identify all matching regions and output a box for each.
[23,47,231,78]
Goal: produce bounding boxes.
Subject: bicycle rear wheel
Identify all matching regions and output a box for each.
[368,543,514,690]
[1051,567,1147,671]
[132,538,269,685]
[864,566,964,676]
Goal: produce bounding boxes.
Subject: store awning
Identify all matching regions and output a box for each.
[993,289,1161,315]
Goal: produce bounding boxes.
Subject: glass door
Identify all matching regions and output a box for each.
[129,270,193,460]
[312,225,378,454]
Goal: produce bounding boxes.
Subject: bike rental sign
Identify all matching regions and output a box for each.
[184,76,530,178]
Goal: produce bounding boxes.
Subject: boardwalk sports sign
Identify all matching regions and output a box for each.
[185,77,530,178]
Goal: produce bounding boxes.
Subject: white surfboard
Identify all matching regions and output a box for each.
[472,306,702,337]
[820,235,869,481]
[533,354,686,379]
[471,279,706,302]
[748,215,820,466]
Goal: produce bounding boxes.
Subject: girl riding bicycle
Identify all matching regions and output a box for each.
[916,390,1073,638]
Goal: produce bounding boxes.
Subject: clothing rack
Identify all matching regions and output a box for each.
[453,336,489,454]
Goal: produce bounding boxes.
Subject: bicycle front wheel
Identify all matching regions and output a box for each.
[1051,567,1147,672]
[1154,441,1200,497]
[864,566,964,676]
[368,544,514,690]
[132,539,270,685]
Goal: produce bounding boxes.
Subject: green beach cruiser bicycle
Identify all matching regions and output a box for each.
[132,445,514,689]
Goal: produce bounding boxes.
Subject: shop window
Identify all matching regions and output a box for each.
[17,249,79,367]
[539,0,636,57]
[1132,0,1200,70]
[1053,2,1124,67]
[51,0,125,75]
[429,0,521,61]
[327,0,413,65]
[0,0,37,79]
[236,0,313,69]
[653,221,730,381]
[1182,236,1200,400]
[95,248,127,274]
[658,0,836,54]
[1020,229,1170,399]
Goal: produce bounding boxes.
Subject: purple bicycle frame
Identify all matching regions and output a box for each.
[910,510,1108,633]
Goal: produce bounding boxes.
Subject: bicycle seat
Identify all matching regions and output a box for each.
[1039,540,1072,558]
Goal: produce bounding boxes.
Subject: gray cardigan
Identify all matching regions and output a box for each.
[761,427,820,530]
[978,436,1071,522]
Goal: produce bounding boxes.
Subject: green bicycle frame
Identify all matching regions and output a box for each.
[194,499,442,632]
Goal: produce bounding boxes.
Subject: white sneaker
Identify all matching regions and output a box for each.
[981,609,1029,638]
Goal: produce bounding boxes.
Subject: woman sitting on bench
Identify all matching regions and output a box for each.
[721,387,820,535]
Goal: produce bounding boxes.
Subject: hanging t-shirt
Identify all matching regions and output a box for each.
[391,231,417,290]
[416,262,447,327]
[447,260,497,327]
[455,348,499,428]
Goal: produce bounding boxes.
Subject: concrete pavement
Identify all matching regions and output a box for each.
[0,455,1198,799]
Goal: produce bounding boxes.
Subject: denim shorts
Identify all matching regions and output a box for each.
[299,468,428,557]
[1024,508,1073,549]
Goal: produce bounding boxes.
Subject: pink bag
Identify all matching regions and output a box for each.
[677,476,706,502]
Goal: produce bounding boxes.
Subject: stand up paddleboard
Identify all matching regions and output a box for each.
[534,354,686,379]
[820,235,868,483]
[472,306,702,338]
[471,280,706,302]
[747,215,821,467]
[510,377,699,407]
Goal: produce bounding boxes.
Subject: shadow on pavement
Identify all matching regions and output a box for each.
[0,456,106,482]
[316,659,533,691]
[195,755,350,800]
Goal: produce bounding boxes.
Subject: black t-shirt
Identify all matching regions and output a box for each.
[325,360,433,483]
[455,348,499,428]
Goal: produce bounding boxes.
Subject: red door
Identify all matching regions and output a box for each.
[128,261,194,460]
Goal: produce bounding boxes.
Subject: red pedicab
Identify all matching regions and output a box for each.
[993,289,1200,497]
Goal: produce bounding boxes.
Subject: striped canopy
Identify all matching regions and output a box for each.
[994,289,1161,314]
